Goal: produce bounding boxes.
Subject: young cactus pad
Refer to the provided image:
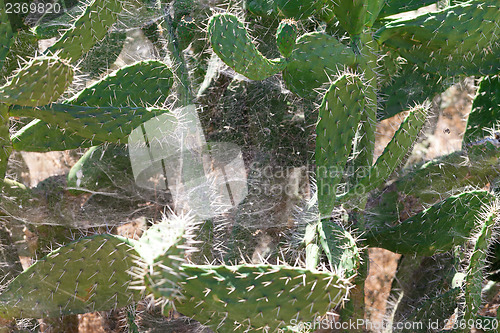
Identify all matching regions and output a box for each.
[132,212,198,306]
[464,204,498,323]
[208,13,287,81]
[315,73,365,215]
[464,75,500,145]
[276,19,298,58]
[174,264,350,332]
[0,235,141,319]
[0,56,73,107]
[282,33,356,98]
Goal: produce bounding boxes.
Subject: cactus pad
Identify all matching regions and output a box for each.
[283,33,357,98]
[11,119,100,152]
[137,213,197,305]
[70,60,174,107]
[0,56,73,107]
[0,0,14,72]
[208,13,287,81]
[332,0,368,36]
[315,74,364,214]
[0,234,140,319]
[47,0,123,61]
[464,205,498,323]
[175,264,349,331]
[11,61,173,151]
[464,75,500,146]
[317,221,360,278]
[275,19,298,58]
[366,191,496,256]
[375,1,500,76]
[10,104,169,143]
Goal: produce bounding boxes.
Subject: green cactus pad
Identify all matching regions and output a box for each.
[0,104,10,181]
[276,19,297,58]
[283,33,357,98]
[315,74,364,214]
[338,103,428,203]
[69,60,174,107]
[0,0,14,73]
[463,75,500,146]
[332,0,368,36]
[366,191,496,256]
[317,221,360,279]
[369,142,500,229]
[275,0,326,20]
[0,234,141,319]
[0,56,74,107]
[464,206,498,324]
[176,16,198,51]
[47,0,123,62]
[138,213,197,306]
[10,104,169,143]
[375,1,500,76]
[11,119,99,152]
[175,264,349,331]
[208,13,287,81]
[12,61,173,151]
[365,0,385,28]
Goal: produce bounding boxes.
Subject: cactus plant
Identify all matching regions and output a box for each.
[0,0,499,331]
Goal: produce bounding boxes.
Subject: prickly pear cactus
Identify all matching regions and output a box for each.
[0,235,141,318]
[0,56,73,107]
[0,0,499,331]
[175,264,349,332]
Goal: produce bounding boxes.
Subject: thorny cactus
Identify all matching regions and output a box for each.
[0,0,499,332]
